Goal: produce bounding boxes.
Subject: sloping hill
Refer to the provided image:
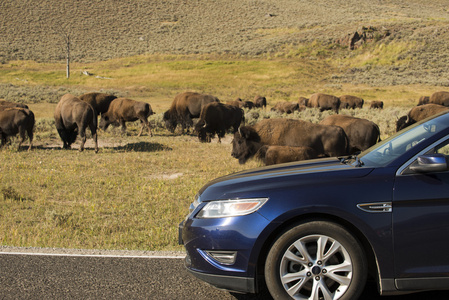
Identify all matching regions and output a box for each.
[1,0,449,86]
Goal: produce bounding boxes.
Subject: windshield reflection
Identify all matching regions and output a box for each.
[357,112,449,167]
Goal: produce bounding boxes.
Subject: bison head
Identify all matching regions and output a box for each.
[196,123,212,143]
[231,126,263,164]
[99,115,118,131]
[163,110,177,133]
[396,115,412,132]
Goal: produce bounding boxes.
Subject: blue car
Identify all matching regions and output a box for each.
[179,111,449,300]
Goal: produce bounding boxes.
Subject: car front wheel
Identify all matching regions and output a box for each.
[265,221,367,300]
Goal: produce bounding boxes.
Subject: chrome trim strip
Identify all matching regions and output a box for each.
[357,202,392,213]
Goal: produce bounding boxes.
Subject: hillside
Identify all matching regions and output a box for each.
[2,0,449,87]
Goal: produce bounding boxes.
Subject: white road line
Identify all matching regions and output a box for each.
[0,252,184,259]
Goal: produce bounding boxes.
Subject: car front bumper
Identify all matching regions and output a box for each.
[179,212,271,293]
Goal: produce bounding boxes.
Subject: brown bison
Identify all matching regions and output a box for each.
[54,94,98,152]
[0,107,34,150]
[195,102,244,143]
[254,95,267,109]
[308,93,340,113]
[396,104,449,132]
[429,91,449,106]
[163,92,219,134]
[320,115,381,154]
[231,118,348,164]
[370,101,384,109]
[0,100,29,109]
[271,102,304,114]
[78,92,117,115]
[256,145,319,165]
[417,96,430,106]
[339,95,364,109]
[242,100,255,109]
[226,98,244,108]
[99,98,154,136]
[298,97,309,107]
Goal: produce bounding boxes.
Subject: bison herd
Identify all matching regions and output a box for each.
[1,90,449,167]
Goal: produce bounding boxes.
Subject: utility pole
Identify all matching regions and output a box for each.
[63,32,71,79]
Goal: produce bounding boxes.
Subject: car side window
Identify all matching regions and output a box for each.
[435,140,449,155]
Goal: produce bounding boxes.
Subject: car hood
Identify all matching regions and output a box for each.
[199,157,375,201]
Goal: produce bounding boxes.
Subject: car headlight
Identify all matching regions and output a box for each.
[196,198,268,218]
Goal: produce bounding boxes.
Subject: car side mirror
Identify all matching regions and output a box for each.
[409,154,448,173]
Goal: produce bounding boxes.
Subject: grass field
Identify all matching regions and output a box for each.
[0,50,446,251]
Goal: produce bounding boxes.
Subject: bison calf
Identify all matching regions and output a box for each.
[256,145,318,165]
[99,98,154,137]
[54,94,98,152]
[0,107,34,151]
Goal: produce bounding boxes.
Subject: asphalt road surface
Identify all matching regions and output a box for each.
[1,249,449,299]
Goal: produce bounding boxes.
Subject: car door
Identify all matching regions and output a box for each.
[393,138,449,290]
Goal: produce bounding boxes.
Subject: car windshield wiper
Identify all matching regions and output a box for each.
[339,153,364,167]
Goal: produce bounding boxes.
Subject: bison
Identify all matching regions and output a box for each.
[231,118,348,164]
[254,96,267,109]
[242,100,255,109]
[256,145,319,165]
[298,97,309,107]
[308,93,340,113]
[78,92,117,116]
[429,91,449,106]
[396,104,449,132]
[226,98,244,108]
[271,102,304,114]
[339,95,364,109]
[417,96,430,106]
[0,107,34,150]
[195,102,244,143]
[99,98,154,136]
[54,94,98,152]
[320,115,381,154]
[163,92,219,134]
[370,101,384,109]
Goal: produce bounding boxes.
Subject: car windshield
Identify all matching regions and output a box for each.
[354,112,449,167]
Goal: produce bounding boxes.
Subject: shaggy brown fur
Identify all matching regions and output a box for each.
[163,92,219,133]
[339,95,364,109]
[79,92,117,115]
[320,115,381,154]
[100,98,154,136]
[429,91,449,106]
[396,104,449,131]
[195,102,244,143]
[54,94,98,152]
[256,145,318,165]
[231,118,349,164]
[308,93,340,113]
[0,107,34,150]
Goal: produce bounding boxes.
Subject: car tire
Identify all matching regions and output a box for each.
[264,221,367,300]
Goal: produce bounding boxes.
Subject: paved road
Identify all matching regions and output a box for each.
[1,250,449,299]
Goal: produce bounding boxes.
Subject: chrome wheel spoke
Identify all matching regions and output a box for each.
[325,261,352,286]
[322,240,342,262]
[284,247,308,265]
[293,240,313,264]
[311,279,333,300]
[281,270,310,296]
